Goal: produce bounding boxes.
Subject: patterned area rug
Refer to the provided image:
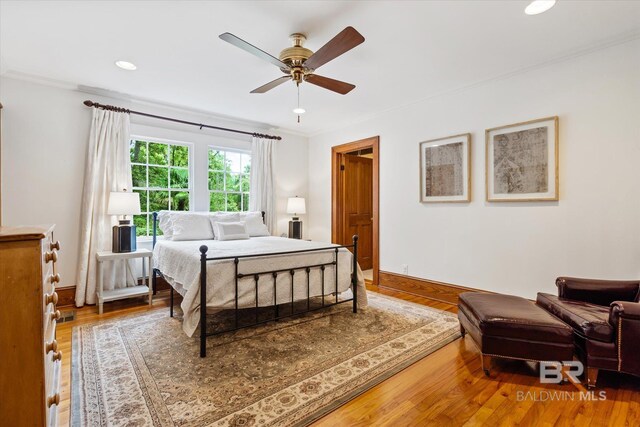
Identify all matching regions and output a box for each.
[72,293,460,426]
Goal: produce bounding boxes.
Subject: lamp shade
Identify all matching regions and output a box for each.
[287,197,306,215]
[108,191,141,215]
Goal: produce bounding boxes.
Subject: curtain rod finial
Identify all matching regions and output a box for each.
[83,100,94,107]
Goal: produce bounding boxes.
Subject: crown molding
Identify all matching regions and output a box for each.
[1,69,78,90]
[309,30,640,138]
[0,69,302,137]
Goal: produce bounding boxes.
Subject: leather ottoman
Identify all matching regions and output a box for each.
[458,292,574,375]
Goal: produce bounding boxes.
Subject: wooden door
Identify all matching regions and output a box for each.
[341,155,373,270]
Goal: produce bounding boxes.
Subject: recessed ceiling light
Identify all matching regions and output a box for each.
[293,107,306,114]
[525,0,556,15]
[115,60,137,71]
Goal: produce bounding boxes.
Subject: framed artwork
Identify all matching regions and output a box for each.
[486,116,559,202]
[419,133,471,203]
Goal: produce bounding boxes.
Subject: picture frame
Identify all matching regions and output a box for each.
[419,133,471,203]
[486,116,559,202]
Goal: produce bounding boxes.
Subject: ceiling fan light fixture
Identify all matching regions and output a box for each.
[293,107,306,115]
[115,60,137,71]
[525,0,556,15]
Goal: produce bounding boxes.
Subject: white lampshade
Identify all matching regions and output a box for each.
[108,191,141,215]
[286,197,306,215]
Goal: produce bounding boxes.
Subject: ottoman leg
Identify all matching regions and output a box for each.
[460,324,466,337]
[482,354,492,376]
[587,367,599,389]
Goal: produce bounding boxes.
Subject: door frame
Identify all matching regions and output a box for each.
[331,136,379,286]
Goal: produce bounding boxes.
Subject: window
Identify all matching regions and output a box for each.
[130,139,191,236]
[208,148,251,212]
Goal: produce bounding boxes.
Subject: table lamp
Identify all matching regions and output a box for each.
[287,196,306,239]
[108,190,141,253]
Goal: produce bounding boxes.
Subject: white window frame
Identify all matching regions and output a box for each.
[130,135,195,237]
[207,145,251,212]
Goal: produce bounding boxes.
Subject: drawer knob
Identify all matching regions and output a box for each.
[45,292,59,306]
[50,241,61,251]
[47,393,60,407]
[51,273,61,284]
[45,251,58,263]
[45,340,58,353]
[52,350,63,362]
[50,310,61,322]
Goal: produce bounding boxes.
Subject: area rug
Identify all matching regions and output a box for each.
[71,293,460,427]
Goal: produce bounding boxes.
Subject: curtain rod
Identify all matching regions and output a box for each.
[83,100,282,140]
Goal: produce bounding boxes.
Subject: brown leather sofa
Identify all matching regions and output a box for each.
[537,277,640,388]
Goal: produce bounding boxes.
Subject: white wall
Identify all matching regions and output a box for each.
[308,39,640,299]
[0,77,309,289]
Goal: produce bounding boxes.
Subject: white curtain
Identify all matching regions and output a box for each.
[249,137,276,234]
[75,109,133,306]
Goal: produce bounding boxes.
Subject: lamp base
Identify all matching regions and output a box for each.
[112,224,137,253]
[288,219,303,239]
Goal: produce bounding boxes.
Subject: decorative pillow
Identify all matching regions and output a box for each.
[210,212,240,238]
[171,213,215,241]
[214,221,250,241]
[239,211,270,237]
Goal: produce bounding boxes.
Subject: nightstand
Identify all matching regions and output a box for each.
[96,249,152,314]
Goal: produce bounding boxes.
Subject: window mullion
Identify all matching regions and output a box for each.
[167,144,172,211]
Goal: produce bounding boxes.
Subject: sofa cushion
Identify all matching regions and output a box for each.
[556,277,640,306]
[537,293,614,343]
[458,292,573,344]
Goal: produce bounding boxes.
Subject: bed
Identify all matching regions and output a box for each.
[151,212,367,357]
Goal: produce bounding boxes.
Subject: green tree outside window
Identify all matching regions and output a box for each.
[130,139,191,236]
[208,148,250,212]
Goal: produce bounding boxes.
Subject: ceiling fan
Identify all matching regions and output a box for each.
[219,27,365,95]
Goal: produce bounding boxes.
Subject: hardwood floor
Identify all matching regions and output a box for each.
[56,286,640,426]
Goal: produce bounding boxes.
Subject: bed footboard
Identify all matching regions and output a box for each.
[196,237,359,357]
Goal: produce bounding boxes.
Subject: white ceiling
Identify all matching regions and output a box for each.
[1,1,639,136]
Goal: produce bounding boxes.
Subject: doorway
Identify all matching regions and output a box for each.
[331,136,379,286]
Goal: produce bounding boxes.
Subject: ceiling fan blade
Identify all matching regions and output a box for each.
[304,27,365,71]
[250,76,292,93]
[219,32,289,69]
[305,74,355,95]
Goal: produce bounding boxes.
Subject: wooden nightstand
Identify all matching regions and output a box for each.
[96,249,152,314]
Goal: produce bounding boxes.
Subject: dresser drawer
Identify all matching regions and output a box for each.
[44,302,59,344]
[42,260,55,296]
[46,358,61,427]
[44,326,59,395]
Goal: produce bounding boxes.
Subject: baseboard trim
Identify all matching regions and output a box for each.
[378,271,491,305]
[56,286,76,307]
[154,276,172,292]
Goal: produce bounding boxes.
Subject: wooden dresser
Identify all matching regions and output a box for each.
[0,225,62,426]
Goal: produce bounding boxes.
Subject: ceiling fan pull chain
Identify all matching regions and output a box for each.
[297,84,302,123]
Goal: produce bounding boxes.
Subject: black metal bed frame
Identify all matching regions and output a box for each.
[150,212,359,357]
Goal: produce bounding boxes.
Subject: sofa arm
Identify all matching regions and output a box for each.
[610,301,640,322]
[609,301,640,377]
[556,277,639,307]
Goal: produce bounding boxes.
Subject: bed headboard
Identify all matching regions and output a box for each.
[151,211,267,249]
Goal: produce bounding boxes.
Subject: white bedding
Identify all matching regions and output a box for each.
[153,236,368,336]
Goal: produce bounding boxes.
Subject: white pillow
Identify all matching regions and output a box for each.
[171,213,215,241]
[210,212,240,238]
[214,221,250,241]
[239,211,270,237]
[157,211,174,238]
